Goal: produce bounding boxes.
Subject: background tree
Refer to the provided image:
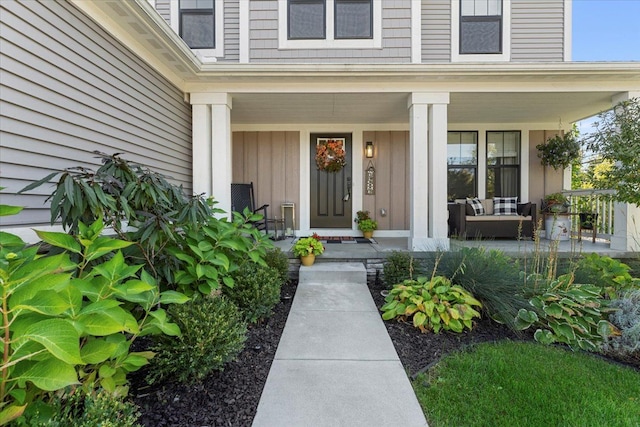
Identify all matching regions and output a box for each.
[583,98,640,206]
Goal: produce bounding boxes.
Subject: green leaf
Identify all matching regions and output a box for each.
[91,251,141,283]
[115,279,155,296]
[19,357,79,391]
[85,237,134,262]
[159,291,190,305]
[0,231,25,249]
[0,404,27,426]
[10,273,73,309]
[18,172,59,194]
[413,312,427,328]
[543,303,564,318]
[79,300,122,316]
[20,319,82,364]
[534,329,555,345]
[99,364,116,379]
[77,306,139,336]
[34,230,81,254]
[80,338,119,364]
[0,204,23,216]
[13,291,71,316]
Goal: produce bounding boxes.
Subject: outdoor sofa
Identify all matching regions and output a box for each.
[448,198,537,239]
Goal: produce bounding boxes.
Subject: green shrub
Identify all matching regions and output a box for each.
[515,275,618,352]
[437,247,533,331]
[23,388,141,427]
[381,276,482,333]
[225,263,282,323]
[147,296,247,384]
[602,289,640,359]
[264,248,290,283]
[383,251,432,287]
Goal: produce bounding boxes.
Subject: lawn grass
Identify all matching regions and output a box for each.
[414,341,640,427]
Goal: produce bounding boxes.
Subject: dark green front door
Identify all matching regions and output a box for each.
[310,133,352,228]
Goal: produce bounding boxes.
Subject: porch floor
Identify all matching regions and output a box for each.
[272,236,635,259]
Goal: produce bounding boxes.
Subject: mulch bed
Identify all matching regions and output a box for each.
[130,277,637,426]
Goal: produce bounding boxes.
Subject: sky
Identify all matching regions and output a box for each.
[572,0,640,61]
[572,0,640,134]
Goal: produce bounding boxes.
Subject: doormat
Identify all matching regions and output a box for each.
[296,236,377,244]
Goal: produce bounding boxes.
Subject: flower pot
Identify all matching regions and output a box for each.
[545,214,571,241]
[300,254,315,266]
[363,231,374,239]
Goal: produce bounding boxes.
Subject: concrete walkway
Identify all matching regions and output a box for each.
[252,262,428,427]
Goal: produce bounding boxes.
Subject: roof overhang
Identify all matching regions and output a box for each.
[75,0,640,125]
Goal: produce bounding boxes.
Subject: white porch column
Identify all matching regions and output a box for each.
[190,93,233,216]
[408,92,450,251]
[610,91,640,252]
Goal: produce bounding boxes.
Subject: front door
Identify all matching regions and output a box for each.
[310,133,353,228]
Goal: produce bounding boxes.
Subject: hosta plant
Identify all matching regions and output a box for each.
[0,213,187,425]
[381,276,482,333]
[515,275,618,352]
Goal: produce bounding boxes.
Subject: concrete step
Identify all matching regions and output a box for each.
[298,262,366,284]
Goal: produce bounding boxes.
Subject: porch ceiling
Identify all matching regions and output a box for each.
[230,91,618,125]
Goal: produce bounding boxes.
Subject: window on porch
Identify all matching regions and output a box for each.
[460,0,502,54]
[288,0,373,40]
[179,0,215,49]
[447,131,478,200]
[486,131,520,199]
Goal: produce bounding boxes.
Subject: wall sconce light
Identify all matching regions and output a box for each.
[365,141,374,158]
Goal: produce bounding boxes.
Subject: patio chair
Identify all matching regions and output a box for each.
[578,212,598,243]
[231,182,269,234]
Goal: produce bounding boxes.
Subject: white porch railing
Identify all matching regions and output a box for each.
[562,189,616,240]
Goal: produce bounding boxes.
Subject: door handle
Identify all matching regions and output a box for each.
[343,177,351,202]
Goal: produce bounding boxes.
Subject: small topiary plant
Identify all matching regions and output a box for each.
[225,263,282,323]
[264,248,290,284]
[381,276,482,333]
[147,296,247,384]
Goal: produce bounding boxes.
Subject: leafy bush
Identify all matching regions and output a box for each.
[147,296,247,384]
[264,248,290,283]
[602,289,640,361]
[515,275,617,352]
[575,254,640,298]
[168,212,274,297]
[0,213,186,424]
[23,388,141,427]
[225,263,282,323]
[381,276,482,333]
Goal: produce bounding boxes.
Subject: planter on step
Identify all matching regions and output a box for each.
[363,230,374,239]
[300,254,315,266]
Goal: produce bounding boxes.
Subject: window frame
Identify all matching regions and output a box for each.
[288,0,326,40]
[279,0,381,49]
[451,0,510,62]
[174,0,224,58]
[447,131,479,201]
[334,0,374,40]
[485,130,521,199]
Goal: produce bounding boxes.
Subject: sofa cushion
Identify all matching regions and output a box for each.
[465,203,476,216]
[481,199,494,215]
[518,202,532,217]
[494,197,518,216]
[466,198,485,216]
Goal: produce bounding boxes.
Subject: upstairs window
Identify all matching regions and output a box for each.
[460,0,502,54]
[179,0,215,49]
[288,0,373,40]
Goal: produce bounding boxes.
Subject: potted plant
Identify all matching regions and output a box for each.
[358,219,378,239]
[536,129,581,171]
[293,236,324,266]
[355,210,377,239]
[543,192,570,213]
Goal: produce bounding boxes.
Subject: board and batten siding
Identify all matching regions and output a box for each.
[362,131,410,230]
[232,132,301,221]
[511,0,565,62]
[421,0,451,62]
[0,1,192,228]
[249,0,412,63]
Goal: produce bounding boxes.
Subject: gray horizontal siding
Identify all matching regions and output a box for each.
[0,1,192,228]
[249,0,412,63]
[421,0,451,62]
[155,0,171,25]
[222,0,240,62]
[511,0,565,62]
